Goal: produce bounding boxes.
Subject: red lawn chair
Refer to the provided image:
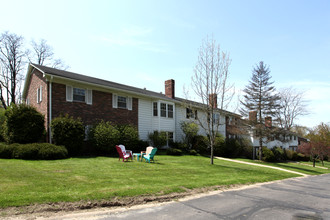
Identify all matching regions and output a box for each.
[115,145,133,162]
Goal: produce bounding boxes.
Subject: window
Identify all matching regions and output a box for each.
[213,113,220,124]
[168,104,173,118]
[159,103,174,118]
[26,98,30,105]
[112,94,132,110]
[153,102,158,116]
[294,136,297,141]
[73,88,85,102]
[66,86,92,105]
[161,103,167,117]
[118,96,127,109]
[186,108,197,119]
[37,86,42,103]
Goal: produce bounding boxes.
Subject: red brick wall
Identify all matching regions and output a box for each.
[165,79,175,99]
[25,69,48,128]
[51,83,138,127]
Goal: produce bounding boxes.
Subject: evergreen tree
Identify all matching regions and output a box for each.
[240,61,281,160]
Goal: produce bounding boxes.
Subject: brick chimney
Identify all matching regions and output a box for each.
[165,79,175,99]
[209,93,217,108]
[265,116,272,128]
[249,111,257,122]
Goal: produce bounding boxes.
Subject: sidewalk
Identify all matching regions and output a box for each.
[215,157,309,177]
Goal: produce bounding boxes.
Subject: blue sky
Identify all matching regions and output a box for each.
[1,0,329,128]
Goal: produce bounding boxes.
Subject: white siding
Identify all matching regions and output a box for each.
[175,104,227,142]
[175,105,186,142]
[138,99,153,140]
[251,135,299,149]
[138,98,176,141]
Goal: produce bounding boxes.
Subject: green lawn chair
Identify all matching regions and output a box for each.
[142,148,157,163]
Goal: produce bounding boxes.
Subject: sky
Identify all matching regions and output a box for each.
[1,0,329,128]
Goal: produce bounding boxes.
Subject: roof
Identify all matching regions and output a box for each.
[23,63,240,117]
[25,63,174,101]
[175,97,241,117]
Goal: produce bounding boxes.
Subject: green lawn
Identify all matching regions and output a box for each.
[236,158,330,175]
[0,155,300,208]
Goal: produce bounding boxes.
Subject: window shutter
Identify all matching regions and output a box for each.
[112,94,118,108]
[86,89,92,105]
[40,86,42,102]
[36,87,40,103]
[66,85,73,102]
[127,97,132,110]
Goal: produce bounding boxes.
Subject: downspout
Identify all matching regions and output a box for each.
[49,76,53,144]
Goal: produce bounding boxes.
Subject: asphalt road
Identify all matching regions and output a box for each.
[46,174,330,220]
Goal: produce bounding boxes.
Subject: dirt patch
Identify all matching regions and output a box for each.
[0,184,246,219]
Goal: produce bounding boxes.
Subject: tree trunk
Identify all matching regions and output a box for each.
[259,138,262,160]
[210,143,214,165]
[313,158,316,167]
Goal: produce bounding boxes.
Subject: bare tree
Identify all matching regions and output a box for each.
[27,39,68,70]
[190,36,234,165]
[0,31,26,108]
[239,61,281,160]
[275,87,309,131]
[291,125,309,138]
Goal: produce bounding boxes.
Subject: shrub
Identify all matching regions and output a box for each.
[285,149,298,161]
[93,121,120,155]
[0,108,6,142]
[189,149,198,155]
[148,131,167,148]
[214,136,253,159]
[0,143,12,158]
[213,134,226,156]
[166,148,183,156]
[297,153,309,161]
[0,143,68,160]
[51,114,84,156]
[3,104,45,144]
[271,147,285,161]
[192,135,209,154]
[241,140,253,159]
[117,124,141,152]
[37,143,68,159]
[180,121,199,150]
[260,147,275,162]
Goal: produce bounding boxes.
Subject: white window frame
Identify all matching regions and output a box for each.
[168,104,173,118]
[160,103,167,117]
[66,85,92,105]
[112,93,132,110]
[153,102,158,116]
[37,85,42,103]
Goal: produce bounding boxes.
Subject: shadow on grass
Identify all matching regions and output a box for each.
[275,164,325,175]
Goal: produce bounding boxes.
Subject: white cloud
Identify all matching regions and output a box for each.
[93,26,168,53]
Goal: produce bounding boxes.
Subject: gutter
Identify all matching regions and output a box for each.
[49,76,53,144]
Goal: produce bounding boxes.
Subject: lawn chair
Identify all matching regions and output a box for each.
[142,148,157,163]
[115,145,133,162]
[141,146,154,156]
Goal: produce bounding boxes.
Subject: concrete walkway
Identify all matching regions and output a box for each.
[215,157,309,177]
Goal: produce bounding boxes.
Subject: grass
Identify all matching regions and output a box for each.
[0,155,299,208]
[236,158,330,175]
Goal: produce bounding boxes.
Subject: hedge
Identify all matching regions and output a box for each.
[0,143,68,160]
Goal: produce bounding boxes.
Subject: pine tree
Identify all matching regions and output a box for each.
[240,61,281,160]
